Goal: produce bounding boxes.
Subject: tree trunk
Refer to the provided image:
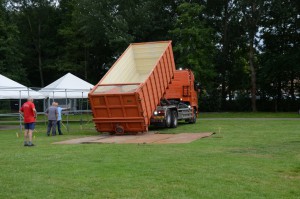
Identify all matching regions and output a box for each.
[290,71,295,101]
[276,79,282,112]
[37,20,44,87]
[221,0,229,110]
[84,46,88,80]
[249,36,257,112]
[27,16,44,87]
[38,50,44,87]
[240,0,265,112]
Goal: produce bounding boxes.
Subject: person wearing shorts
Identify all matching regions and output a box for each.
[19,97,37,146]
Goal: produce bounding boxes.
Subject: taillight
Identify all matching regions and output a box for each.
[153,110,165,116]
[157,110,165,115]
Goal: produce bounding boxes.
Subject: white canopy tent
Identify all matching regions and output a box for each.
[38,73,94,132]
[0,74,45,99]
[38,73,94,99]
[0,74,45,135]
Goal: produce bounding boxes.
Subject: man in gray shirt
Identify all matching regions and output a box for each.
[45,102,58,136]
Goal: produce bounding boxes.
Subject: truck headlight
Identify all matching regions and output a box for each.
[154,111,158,115]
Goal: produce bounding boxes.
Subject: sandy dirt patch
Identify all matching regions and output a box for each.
[53,132,213,144]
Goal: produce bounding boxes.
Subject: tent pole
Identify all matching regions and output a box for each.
[86,94,89,124]
[46,98,50,127]
[19,91,22,137]
[44,98,46,127]
[65,89,69,133]
[80,92,83,129]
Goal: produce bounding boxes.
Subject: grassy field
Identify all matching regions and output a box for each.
[199,112,300,118]
[0,113,299,198]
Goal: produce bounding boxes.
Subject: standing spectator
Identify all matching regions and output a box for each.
[45,102,58,136]
[19,97,37,147]
[55,102,67,135]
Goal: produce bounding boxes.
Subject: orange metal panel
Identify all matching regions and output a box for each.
[156,65,165,96]
[152,68,162,98]
[163,56,170,87]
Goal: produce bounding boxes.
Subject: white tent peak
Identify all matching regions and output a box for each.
[0,74,45,99]
[39,73,94,98]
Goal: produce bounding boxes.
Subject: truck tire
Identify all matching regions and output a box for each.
[189,110,197,124]
[164,109,171,128]
[170,110,178,128]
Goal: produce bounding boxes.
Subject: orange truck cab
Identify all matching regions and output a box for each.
[150,69,198,128]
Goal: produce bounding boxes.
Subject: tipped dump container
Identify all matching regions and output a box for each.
[89,41,176,134]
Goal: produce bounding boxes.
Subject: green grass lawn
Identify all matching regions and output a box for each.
[199,112,300,118]
[0,114,299,198]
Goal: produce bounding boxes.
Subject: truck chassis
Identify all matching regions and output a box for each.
[150,99,197,128]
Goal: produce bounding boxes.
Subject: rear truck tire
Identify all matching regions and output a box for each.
[170,110,178,128]
[189,110,197,124]
[164,109,171,128]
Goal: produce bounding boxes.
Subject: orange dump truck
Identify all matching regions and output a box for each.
[89,41,176,134]
[89,41,198,134]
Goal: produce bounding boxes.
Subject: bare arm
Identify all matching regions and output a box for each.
[33,108,37,118]
[62,107,70,111]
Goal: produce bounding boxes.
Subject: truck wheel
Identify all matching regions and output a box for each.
[170,110,178,128]
[189,111,197,124]
[164,110,171,128]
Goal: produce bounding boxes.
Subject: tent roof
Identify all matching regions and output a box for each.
[39,73,94,98]
[0,74,45,99]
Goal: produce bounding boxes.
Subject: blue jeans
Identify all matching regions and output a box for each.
[57,120,63,135]
[47,120,57,135]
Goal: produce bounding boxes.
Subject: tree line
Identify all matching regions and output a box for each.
[0,0,299,112]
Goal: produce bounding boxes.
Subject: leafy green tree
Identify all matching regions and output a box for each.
[259,0,300,111]
[170,2,216,86]
[205,0,249,109]
[61,0,134,84]
[0,0,25,83]
[170,2,218,110]
[118,0,179,42]
[9,0,60,86]
[56,0,91,80]
[238,0,268,112]
[59,0,180,84]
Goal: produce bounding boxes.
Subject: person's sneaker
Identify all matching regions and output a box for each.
[59,133,63,135]
[28,143,35,147]
[24,143,28,146]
